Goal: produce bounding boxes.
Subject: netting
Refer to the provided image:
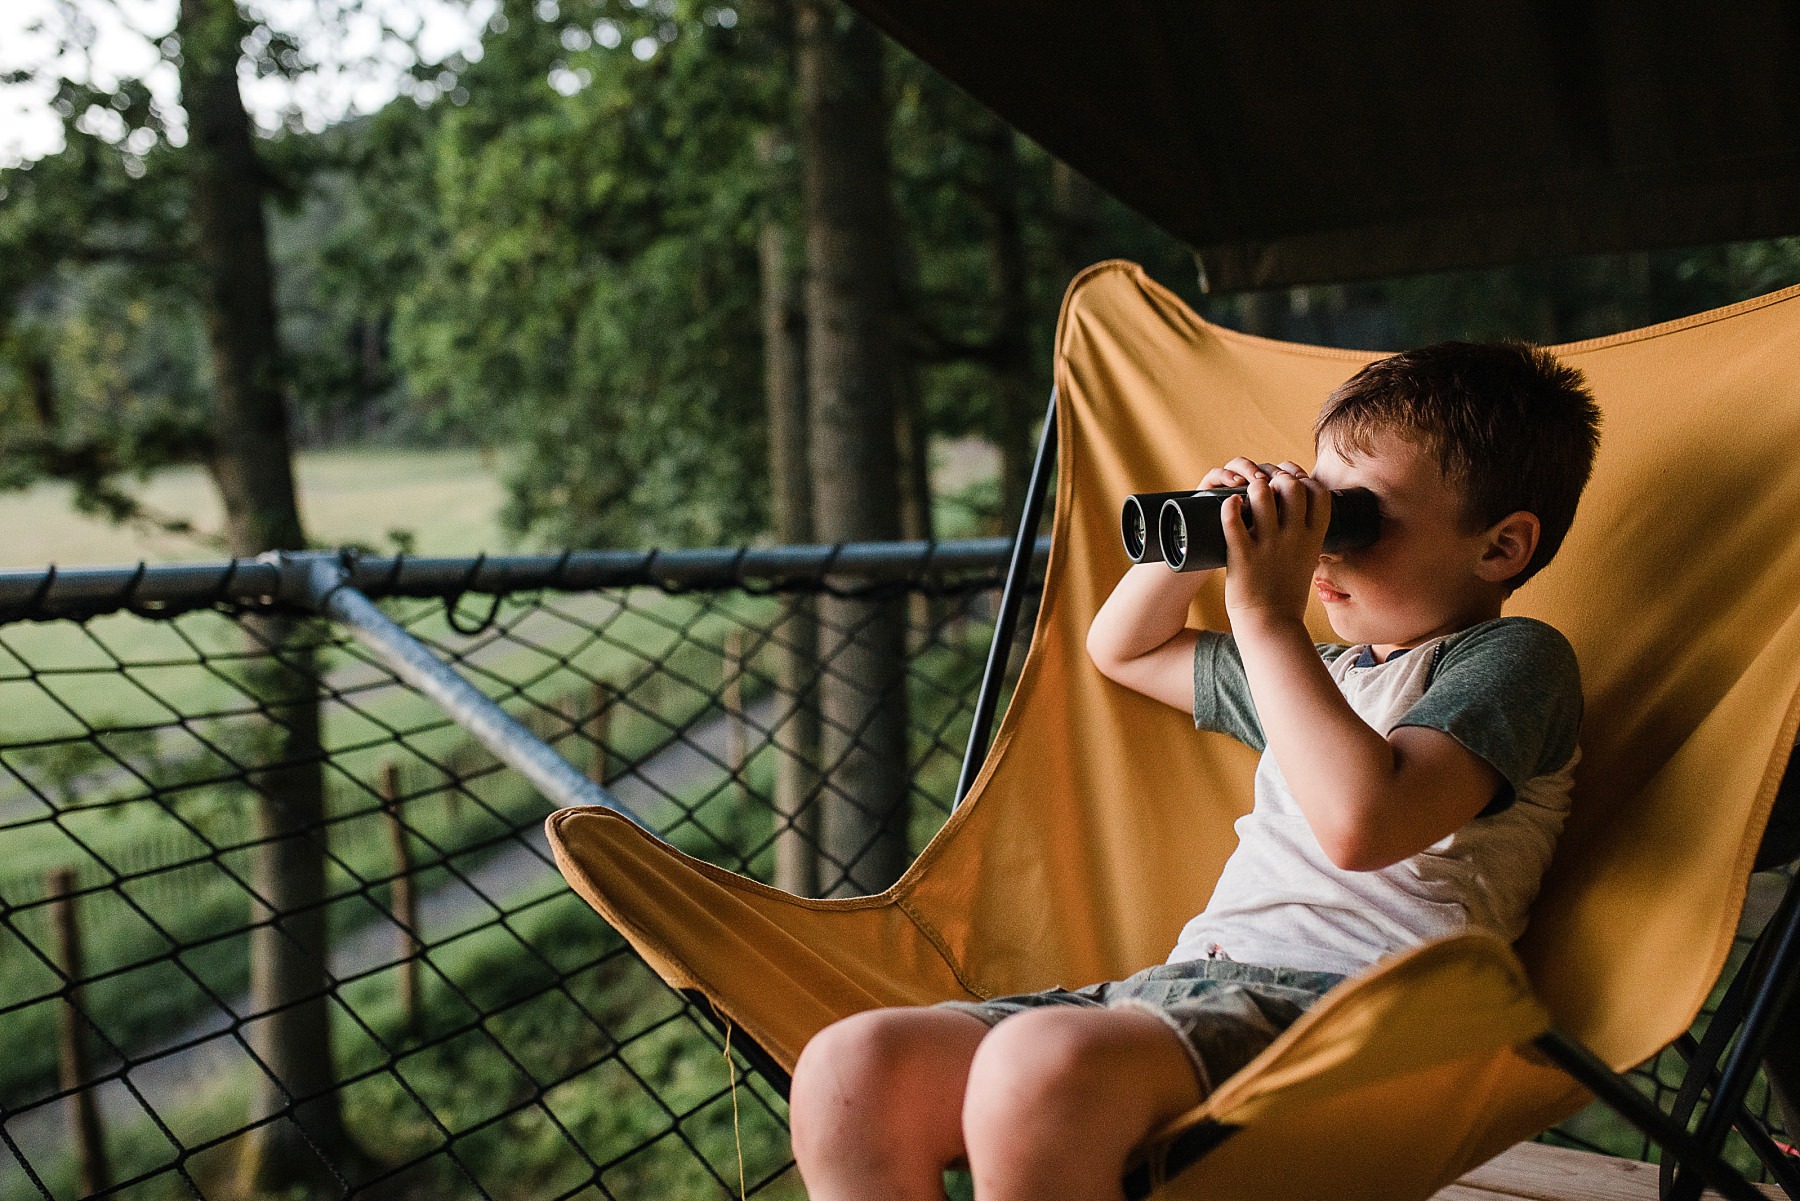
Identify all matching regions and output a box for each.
[0,542,1789,1201]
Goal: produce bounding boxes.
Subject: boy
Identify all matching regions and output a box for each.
[788,341,1602,1201]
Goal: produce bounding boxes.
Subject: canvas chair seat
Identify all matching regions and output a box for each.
[548,261,1800,1199]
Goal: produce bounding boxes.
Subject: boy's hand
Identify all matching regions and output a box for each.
[1219,461,1329,627]
[1199,456,1281,491]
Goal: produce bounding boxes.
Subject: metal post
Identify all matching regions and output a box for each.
[279,553,650,829]
[957,391,1058,805]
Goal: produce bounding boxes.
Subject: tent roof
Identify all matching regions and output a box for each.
[848,1,1800,291]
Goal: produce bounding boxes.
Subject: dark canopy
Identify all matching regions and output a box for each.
[848,1,1800,291]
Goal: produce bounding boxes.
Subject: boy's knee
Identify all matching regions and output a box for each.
[791,1008,981,1172]
[793,1010,968,1124]
[962,1008,1198,1155]
[962,1011,1108,1135]
[792,1012,894,1164]
[796,1009,927,1098]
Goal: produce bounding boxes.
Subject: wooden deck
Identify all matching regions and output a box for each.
[1438,1143,1783,1201]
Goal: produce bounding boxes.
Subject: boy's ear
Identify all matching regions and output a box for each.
[1476,511,1541,585]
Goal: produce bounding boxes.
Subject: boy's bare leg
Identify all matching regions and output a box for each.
[790,1007,988,1201]
[961,1007,1204,1201]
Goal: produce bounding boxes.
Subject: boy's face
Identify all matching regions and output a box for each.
[1308,431,1505,653]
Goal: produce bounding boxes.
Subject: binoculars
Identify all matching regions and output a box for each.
[1121,486,1380,572]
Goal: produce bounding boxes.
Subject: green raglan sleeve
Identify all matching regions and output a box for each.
[1193,632,1352,753]
[1395,617,1583,804]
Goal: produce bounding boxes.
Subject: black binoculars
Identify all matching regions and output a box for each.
[1121,486,1380,572]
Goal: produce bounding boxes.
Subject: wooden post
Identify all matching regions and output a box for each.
[379,764,420,1039]
[772,597,822,898]
[724,630,747,794]
[47,867,109,1196]
[561,692,583,751]
[443,745,465,825]
[587,681,613,787]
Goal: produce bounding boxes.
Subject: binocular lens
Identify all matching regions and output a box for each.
[1121,485,1380,573]
[1160,497,1207,570]
[1123,506,1149,561]
[1119,491,1193,564]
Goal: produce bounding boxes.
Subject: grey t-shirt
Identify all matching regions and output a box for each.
[1170,617,1582,975]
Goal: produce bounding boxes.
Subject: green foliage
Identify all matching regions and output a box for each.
[380,0,774,547]
[0,0,1201,554]
[0,267,215,539]
[0,41,214,532]
[270,167,434,446]
[310,0,1194,549]
[0,0,481,547]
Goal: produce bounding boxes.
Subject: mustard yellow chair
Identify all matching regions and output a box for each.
[549,261,1800,1200]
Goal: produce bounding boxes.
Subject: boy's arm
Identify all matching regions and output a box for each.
[1085,562,1207,711]
[1087,458,1278,712]
[1224,470,1504,873]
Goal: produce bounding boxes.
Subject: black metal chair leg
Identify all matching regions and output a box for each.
[1770,1004,1800,1154]
[956,390,1057,806]
[1535,1030,1769,1201]
[1766,885,1800,1147]
[1663,865,1800,1200]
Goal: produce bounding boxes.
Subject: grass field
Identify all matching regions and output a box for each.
[0,438,1008,572]
[0,449,517,570]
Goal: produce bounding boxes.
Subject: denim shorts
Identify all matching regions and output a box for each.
[935,957,1345,1094]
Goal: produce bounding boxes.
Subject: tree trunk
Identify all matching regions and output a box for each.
[234,631,344,1191]
[1051,159,1104,289]
[892,233,934,548]
[176,0,349,1189]
[976,117,1034,531]
[894,349,938,655]
[757,127,822,899]
[795,0,911,896]
[894,355,934,545]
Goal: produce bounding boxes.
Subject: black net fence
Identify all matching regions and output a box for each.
[0,541,1788,1201]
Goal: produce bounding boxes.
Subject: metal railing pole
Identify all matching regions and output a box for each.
[0,538,1030,623]
[279,553,650,829]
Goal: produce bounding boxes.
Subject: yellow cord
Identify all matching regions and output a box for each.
[723,1020,747,1201]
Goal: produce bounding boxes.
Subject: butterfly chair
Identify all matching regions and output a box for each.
[548,261,1800,1200]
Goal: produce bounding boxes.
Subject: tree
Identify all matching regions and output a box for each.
[757,127,824,895]
[0,1,476,1189]
[740,0,824,897]
[794,0,912,895]
[377,0,774,550]
[175,3,356,1186]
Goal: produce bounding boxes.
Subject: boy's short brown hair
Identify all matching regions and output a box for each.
[1314,341,1601,589]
